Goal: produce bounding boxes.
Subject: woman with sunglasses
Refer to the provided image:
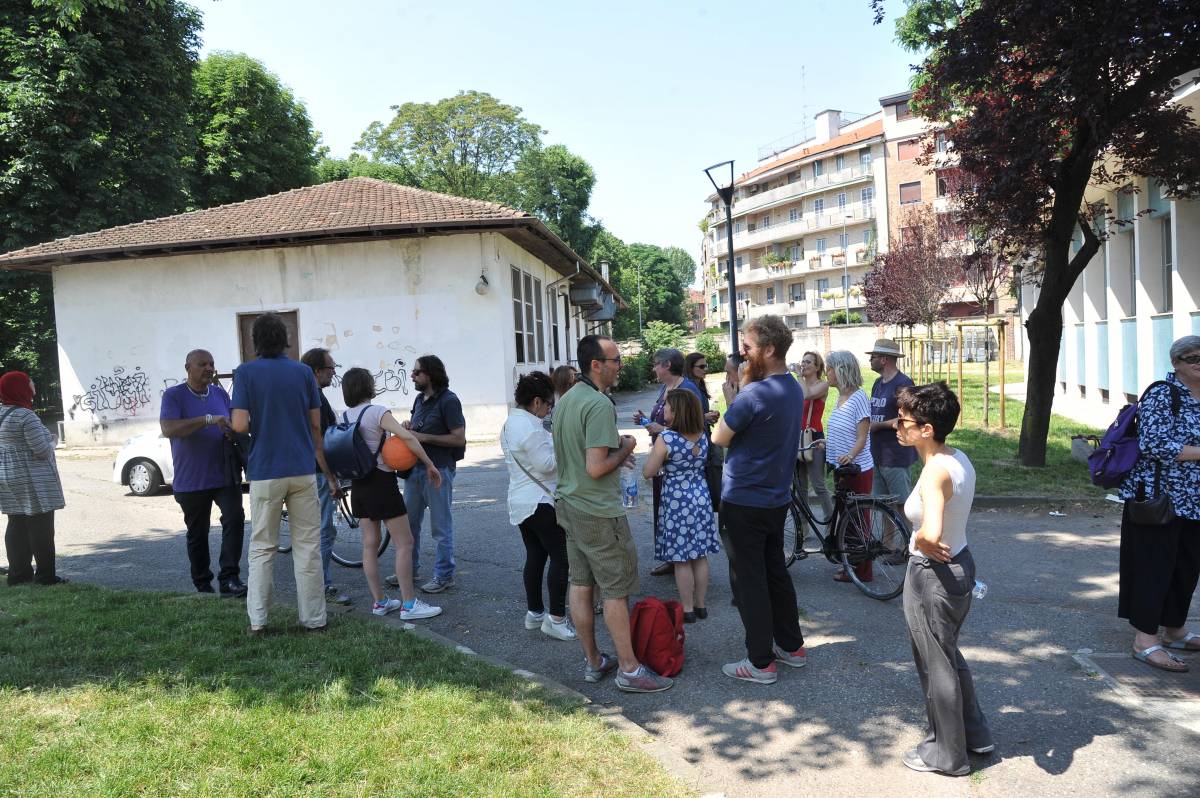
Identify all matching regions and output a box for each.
[1117,335,1200,673]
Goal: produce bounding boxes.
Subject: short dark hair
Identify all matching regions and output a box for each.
[301,347,330,372]
[896,381,961,443]
[251,313,289,358]
[415,355,449,391]
[684,352,710,400]
[745,315,793,361]
[341,367,376,407]
[550,365,577,397]
[577,334,610,376]
[654,348,685,376]
[665,388,703,436]
[514,371,554,408]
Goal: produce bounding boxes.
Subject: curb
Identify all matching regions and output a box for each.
[972,495,1120,510]
[390,618,720,797]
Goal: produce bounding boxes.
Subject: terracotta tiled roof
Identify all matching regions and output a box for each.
[0,177,534,267]
[736,119,885,186]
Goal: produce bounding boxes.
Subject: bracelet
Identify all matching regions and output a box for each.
[205,414,213,426]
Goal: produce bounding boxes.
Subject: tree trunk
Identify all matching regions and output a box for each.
[1018,299,1066,466]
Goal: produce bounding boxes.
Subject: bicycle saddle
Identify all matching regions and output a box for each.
[832,463,862,479]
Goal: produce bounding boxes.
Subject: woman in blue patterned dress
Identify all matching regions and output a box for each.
[1118,335,1200,673]
[642,389,720,623]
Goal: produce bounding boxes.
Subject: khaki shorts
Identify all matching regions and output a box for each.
[556,500,639,600]
[873,466,912,501]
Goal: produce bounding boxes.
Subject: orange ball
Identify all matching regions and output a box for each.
[382,436,418,471]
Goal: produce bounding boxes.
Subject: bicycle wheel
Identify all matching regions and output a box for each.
[782,500,802,567]
[329,493,392,568]
[835,496,911,601]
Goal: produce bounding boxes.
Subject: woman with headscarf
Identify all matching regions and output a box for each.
[0,371,66,585]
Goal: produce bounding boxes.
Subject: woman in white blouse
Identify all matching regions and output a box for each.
[822,351,875,583]
[895,381,992,777]
[501,372,576,641]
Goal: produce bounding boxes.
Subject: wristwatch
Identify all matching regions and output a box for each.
[205,414,213,426]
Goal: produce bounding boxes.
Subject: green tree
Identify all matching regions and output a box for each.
[315,153,411,184]
[187,52,319,209]
[509,144,597,254]
[641,320,687,354]
[0,0,202,412]
[694,330,726,374]
[357,90,543,200]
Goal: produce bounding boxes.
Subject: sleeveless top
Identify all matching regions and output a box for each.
[344,402,392,471]
[802,396,825,434]
[904,448,975,557]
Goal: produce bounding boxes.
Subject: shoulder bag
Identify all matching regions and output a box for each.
[1126,460,1177,527]
[799,398,816,463]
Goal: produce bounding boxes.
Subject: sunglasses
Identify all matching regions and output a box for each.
[1179,354,1200,365]
[412,369,424,376]
[319,363,339,372]
[896,417,922,428]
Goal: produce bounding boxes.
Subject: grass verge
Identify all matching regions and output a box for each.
[0,582,690,798]
[707,364,1106,499]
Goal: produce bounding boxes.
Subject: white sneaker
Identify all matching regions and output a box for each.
[372,598,402,616]
[541,615,577,641]
[400,598,442,621]
[525,610,545,630]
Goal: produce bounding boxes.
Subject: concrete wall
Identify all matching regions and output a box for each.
[53,233,580,445]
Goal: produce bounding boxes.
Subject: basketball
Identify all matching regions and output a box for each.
[381,436,418,471]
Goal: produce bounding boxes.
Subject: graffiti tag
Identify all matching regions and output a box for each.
[70,366,151,417]
[331,359,409,396]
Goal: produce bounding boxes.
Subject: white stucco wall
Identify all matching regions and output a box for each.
[53,232,580,445]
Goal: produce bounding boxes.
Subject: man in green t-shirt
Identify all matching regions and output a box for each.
[554,334,672,694]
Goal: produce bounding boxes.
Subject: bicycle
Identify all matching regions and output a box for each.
[276,481,391,567]
[782,444,912,601]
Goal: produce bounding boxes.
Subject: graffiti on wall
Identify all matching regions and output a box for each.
[69,366,151,418]
[331,358,410,396]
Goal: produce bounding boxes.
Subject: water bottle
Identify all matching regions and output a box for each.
[972,579,988,600]
[621,468,639,509]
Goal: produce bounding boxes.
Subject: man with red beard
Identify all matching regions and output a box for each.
[712,316,808,684]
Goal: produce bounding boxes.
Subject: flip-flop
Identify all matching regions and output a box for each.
[1162,632,1200,651]
[1133,644,1189,673]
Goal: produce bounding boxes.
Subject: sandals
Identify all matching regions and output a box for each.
[1163,632,1200,651]
[1133,644,1189,673]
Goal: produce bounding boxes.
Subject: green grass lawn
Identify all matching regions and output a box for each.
[706,363,1106,499]
[0,583,689,798]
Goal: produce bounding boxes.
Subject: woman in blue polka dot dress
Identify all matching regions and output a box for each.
[642,389,721,623]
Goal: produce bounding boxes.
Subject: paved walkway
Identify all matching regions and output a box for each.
[38,385,1200,797]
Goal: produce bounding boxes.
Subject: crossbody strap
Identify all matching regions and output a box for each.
[0,406,17,429]
[504,426,554,498]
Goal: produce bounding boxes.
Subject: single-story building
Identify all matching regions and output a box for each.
[0,177,622,444]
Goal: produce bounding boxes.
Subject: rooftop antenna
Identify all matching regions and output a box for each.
[799,65,812,141]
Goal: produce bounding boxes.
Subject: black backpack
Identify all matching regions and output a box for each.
[323,406,384,480]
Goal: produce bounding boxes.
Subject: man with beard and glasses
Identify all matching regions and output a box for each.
[712,316,808,684]
[160,349,246,596]
[301,347,352,607]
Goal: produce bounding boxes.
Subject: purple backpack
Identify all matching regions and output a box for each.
[1088,381,1182,488]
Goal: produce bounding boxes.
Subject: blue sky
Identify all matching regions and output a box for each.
[195,0,920,261]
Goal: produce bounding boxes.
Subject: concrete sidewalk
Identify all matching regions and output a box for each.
[40,386,1200,797]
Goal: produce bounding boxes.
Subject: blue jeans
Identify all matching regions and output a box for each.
[405,465,456,581]
[315,472,338,589]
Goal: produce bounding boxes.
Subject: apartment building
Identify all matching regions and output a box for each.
[1034,70,1200,421]
[701,109,888,332]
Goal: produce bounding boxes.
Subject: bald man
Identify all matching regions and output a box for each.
[160,349,247,596]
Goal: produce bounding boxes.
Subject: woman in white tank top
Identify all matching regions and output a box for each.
[894,382,992,777]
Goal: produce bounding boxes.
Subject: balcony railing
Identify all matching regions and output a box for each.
[734,163,875,216]
[735,203,876,249]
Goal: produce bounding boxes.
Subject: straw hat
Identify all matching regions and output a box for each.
[865,338,904,358]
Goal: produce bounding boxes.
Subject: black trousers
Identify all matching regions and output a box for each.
[518,502,569,618]
[174,484,246,588]
[720,500,805,668]
[1118,507,1200,635]
[5,511,56,585]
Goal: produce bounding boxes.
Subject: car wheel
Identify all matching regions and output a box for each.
[127,459,163,496]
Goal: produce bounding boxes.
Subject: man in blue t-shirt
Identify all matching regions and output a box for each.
[231,313,341,635]
[160,349,246,596]
[867,339,917,562]
[712,316,807,685]
[399,354,466,594]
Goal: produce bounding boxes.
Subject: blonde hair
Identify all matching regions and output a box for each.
[825,350,863,393]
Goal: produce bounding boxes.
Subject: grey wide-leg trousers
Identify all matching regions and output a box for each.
[903,549,992,775]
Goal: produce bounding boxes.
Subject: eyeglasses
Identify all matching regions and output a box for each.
[1179,354,1200,365]
[896,417,922,428]
[412,369,424,376]
[319,363,339,372]
[597,356,622,364]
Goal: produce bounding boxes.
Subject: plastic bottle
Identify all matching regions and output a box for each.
[620,468,639,509]
[972,579,988,600]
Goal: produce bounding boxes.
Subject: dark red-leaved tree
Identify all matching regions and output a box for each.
[874,0,1200,465]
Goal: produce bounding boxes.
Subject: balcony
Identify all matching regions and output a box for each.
[806,246,874,273]
[735,202,876,249]
[735,163,875,216]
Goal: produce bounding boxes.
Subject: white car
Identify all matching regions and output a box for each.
[112,434,174,496]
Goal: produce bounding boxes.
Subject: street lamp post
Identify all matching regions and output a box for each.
[704,160,739,355]
[637,260,643,337]
[842,214,853,325]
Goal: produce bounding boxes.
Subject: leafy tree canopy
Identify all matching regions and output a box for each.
[188,51,319,209]
[509,144,598,254]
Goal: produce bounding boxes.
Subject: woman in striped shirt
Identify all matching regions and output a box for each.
[822,351,874,583]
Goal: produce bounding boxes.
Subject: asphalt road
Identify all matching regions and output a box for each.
[30,393,1200,797]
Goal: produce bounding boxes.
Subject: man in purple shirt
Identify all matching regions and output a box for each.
[160,349,246,596]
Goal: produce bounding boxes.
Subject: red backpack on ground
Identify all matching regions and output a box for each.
[629,597,685,677]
